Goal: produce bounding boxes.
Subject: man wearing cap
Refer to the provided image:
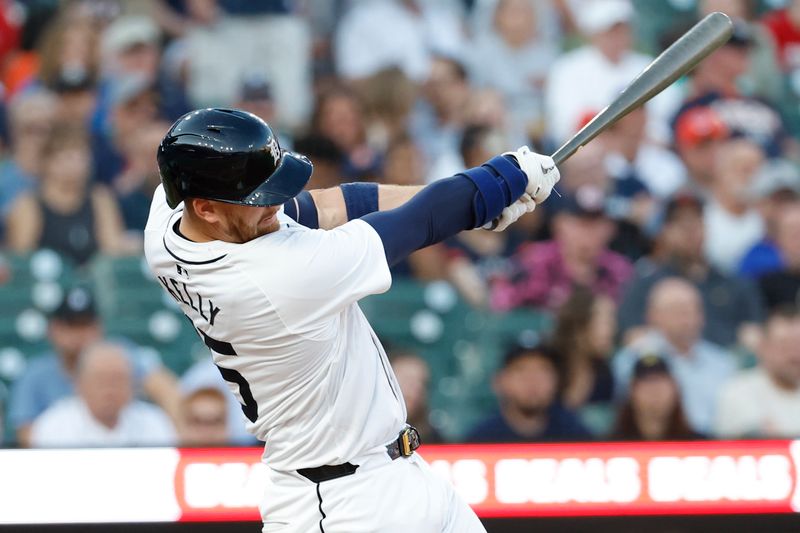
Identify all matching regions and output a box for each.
[545,0,679,145]
[466,345,591,443]
[738,159,800,278]
[672,105,729,195]
[671,18,791,158]
[7,286,180,447]
[491,185,633,312]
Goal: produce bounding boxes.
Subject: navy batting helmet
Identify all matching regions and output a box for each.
[157,108,312,209]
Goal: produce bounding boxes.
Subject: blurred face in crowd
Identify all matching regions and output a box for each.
[116,42,160,81]
[776,203,800,269]
[425,57,470,120]
[43,143,92,191]
[10,93,56,150]
[660,205,705,261]
[113,91,159,140]
[129,122,170,180]
[553,212,614,264]
[631,372,679,422]
[187,0,219,25]
[589,296,617,357]
[391,355,430,419]
[712,139,764,210]
[315,91,365,152]
[77,343,133,428]
[49,318,102,368]
[560,142,607,192]
[678,137,724,190]
[699,44,750,93]
[59,22,97,72]
[756,189,799,237]
[383,139,425,186]
[761,316,800,389]
[647,278,704,352]
[180,389,228,446]
[700,0,748,20]
[591,22,632,63]
[494,0,536,48]
[496,352,558,416]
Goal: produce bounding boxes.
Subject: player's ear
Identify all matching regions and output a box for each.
[191,198,222,224]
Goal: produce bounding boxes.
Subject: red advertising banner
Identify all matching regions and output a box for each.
[1,440,798,524]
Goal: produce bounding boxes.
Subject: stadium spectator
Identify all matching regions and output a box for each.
[613,277,736,434]
[36,8,100,94]
[334,0,465,83]
[5,125,135,265]
[162,0,311,129]
[618,193,765,348]
[545,0,678,146]
[180,358,257,445]
[113,120,171,234]
[715,307,800,438]
[611,354,702,441]
[232,73,279,136]
[465,345,591,443]
[698,0,784,105]
[93,73,161,185]
[30,341,176,448]
[390,352,444,444]
[758,201,800,311]
[467,0,558,143]
[311,85,381,181]
[671,19,791,158]
[600,104,687,202]
[0,90,57,224]
[672,105,729,196]
[293,134,345,190]
[738,159,800,278]
[551,288,616,410]
[410,55,472,176]
[8,286,180,447]
[491,185,633,312]
[704,138,766,274]
[178,387,229,447]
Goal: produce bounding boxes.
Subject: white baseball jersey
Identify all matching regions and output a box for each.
[144,185,406,471]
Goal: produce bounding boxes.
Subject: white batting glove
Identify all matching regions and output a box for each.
[503,146,560,204]
[483,193,536,232]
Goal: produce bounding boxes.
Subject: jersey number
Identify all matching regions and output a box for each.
[197,327,259,423]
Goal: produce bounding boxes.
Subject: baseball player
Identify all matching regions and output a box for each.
[144,108,559,532]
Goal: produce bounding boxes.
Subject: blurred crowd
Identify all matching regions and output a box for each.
[2,0,800,449]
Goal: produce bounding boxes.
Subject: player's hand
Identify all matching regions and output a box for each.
[483,193,536,232]
[503,146,560,204]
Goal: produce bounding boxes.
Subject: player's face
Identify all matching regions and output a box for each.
[214,202,282,243]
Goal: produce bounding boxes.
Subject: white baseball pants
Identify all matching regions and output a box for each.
[261,451,486,532]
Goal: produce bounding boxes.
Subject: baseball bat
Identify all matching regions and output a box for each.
[490,11,733,229]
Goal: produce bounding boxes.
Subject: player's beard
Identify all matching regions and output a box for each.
[226,209,280,243]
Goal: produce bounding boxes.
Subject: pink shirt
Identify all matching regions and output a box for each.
[490,240,633,312]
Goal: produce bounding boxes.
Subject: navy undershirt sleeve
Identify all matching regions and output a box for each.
[362,176,478,266]
[281,190,319,229]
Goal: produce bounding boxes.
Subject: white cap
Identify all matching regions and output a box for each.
[102,16,160,57]
[575,0,633,36]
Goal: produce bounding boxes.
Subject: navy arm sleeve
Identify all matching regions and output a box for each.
[282,190,319,229]
[362,176,478,266]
